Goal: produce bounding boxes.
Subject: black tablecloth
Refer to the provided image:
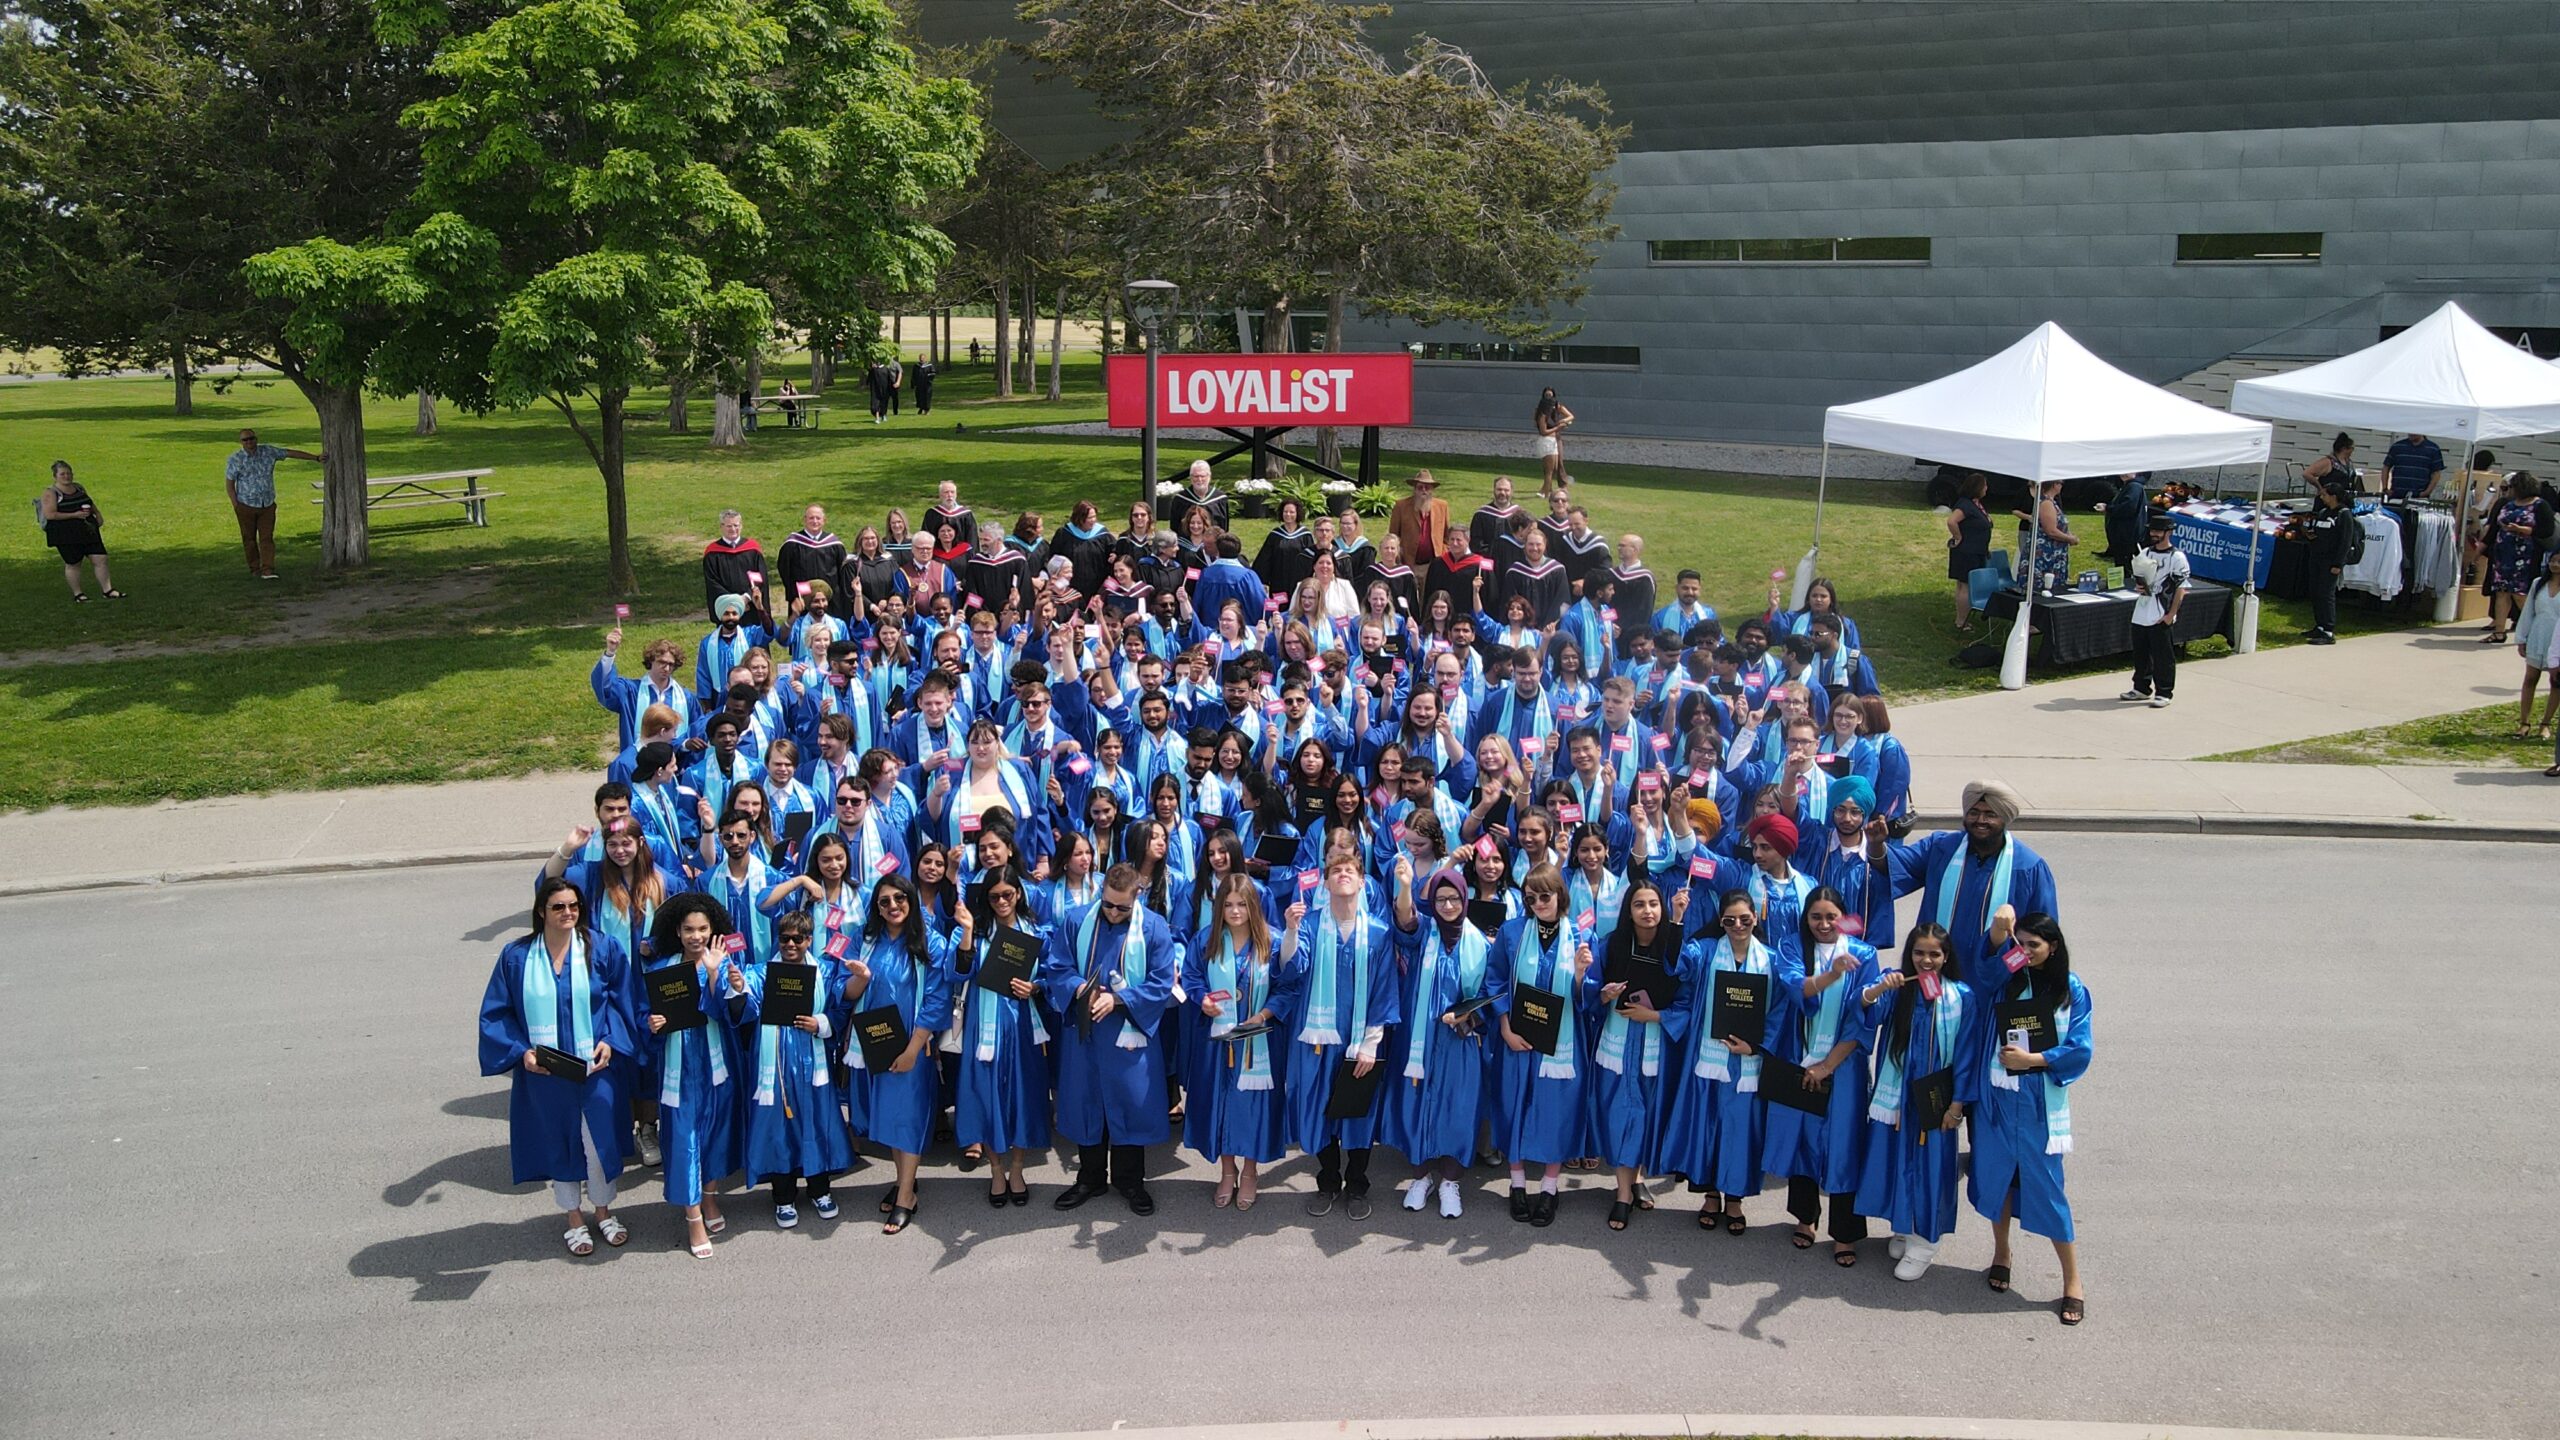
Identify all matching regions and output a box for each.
[1986,581,2236,666]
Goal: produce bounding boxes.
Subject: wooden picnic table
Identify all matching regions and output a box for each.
[745,400,829,430]
[309,469,503,526]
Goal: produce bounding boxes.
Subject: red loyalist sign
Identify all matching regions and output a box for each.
[1105,352,1414,428]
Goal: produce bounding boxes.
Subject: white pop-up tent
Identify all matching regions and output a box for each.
[1802,322,2272,688]
[2231,301,2560,620]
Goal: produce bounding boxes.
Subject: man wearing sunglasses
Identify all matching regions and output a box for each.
[1038,865,1179,1215]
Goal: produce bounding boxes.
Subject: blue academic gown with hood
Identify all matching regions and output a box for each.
[637,952,743,1207]
[1580,931,1690,1173]
[1037,902,1181,1147]
[731,952,857,1185]
[1759,938,1882,1196]
[1854,976,1987,1243]
[1655,932,1799,1197]
[845,928,956,1155]
[1276,906,1402,1157]
[1382,917,1496,1167]
[478,932,635,1185]
[1879,830,2061,989]
[1968,970,2092,1242]
[951,918,1057,1156]
[1487,916,1595,1167]
[1179,929,1296,1164]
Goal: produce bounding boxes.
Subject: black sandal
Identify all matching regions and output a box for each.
[987,1184,1008,1209]
[1606,1199,1632,1231]
[883,1198,919,1235]
[1833,1243,1858,1267]
[1790,1225,1815,1250]
[102,589,125,599]
[1697,1199,1724,1231]
[1724,1210,1748,1236]
[71,594,89,603]
[1987,1263,2012,1293]
[1009,1181,1030,1207]
[2059,1295,2084,1326]
[879,1187,899,1215]
[1632,1185,1654,1211]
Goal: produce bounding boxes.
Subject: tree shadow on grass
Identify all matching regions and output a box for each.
[0,625,574,721]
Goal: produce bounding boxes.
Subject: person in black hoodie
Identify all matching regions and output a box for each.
[2301,479,2356,645]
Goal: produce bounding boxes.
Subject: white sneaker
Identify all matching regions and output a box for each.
[1438,1180,1463,1218]
[1894,1237,1938,1281]
[2149,694,2172,708]
[774,1204,799,1230]
[1401,1178,1430,1211]
[636,1122,661,1167]
[2118,689,2149,702]
[1887,1233,1907,1259]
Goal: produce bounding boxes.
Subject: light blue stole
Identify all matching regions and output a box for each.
[1513,919,1578,1080]
[1206,933,1273,1090]
[521,932,594,1059]
[1405,921,1489,1082]
[1300,907,1372,1049]
[656,956,730,1106]
[1075,904,1150,1050]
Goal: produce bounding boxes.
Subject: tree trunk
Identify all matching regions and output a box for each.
[667,374,692,433]
[711,390,746,447]
[992,281,1013,398]
[600,388,637,594]
[745,351,764,398]
[1017,274,1037,394]
[1099,299,1114,355]
[1263,293,1293,480]
[294,377,370,573]
[172,347,194,416]
[1046,283,1065,401]
[811,346,833,392]
[1315,287,1346,475]
[416,389,439,437]
[892,313,903,355]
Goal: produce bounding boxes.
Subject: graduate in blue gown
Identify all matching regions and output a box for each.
[730,911,855,1229]
[1803,777,1895,950]
[1971,911,2092,1325]
[1384,867,1495,1218]
[1488,864,1594,1228]
[1656,887,1799,1235]
[1760,886,1882,1265]
[951,869,1052,1207]
[640,891,745,1258]
[1872,779,2060,988]
[478,878,633,1257]
[1583,877,1690,1232]
[842,875,953,1235]
[1038,864,1181,1214]
[541,818,667,1164]
[1853,923,1984,1282]
[1181,874,1295,1210]
[1277,851,1403,1218]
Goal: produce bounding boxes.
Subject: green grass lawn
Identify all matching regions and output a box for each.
[0,355,2411,811]
[2206,701,2556,768]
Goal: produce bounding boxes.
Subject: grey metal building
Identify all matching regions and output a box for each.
[923,1,2560,457]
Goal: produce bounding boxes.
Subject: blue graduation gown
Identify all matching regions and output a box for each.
[1854,978,1987,1242]
[1882,831,2060,989]
[1382,919,1496,1167]
[951,922,1056,1155]
[1760,940,1881,1195]
[1809,840,1897,951]
[1655,935,1799,1196]
[640,955,743,1206]
[732,955,856,1184]
[1037,904,1181,1147]
[1579,934,1690,1173]
[1969,972,2091,1242]
[1277,908,1402,1155]
[846,930,955,1155]
[478,933,634,1186]
[1488,917,1594,1167]
[1179,932,1296,1164]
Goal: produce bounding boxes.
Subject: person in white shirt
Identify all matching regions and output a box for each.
[2120,512,2190,708]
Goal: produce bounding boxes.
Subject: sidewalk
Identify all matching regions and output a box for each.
[0,627,2548,898]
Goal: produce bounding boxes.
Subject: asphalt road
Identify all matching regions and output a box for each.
[2,836,2551,1440]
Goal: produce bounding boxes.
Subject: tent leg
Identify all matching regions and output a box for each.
[1792,443,1830,612]
[2000,519,2039,691]
[2235,459,2269,654]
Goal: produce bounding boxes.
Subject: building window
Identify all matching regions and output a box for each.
[2177,232,2323,264]
[1409,341,1641,368]
[1647,236,1930,265]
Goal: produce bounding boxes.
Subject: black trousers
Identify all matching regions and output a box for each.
[2129,621,2177,697]
[1786,1176,1868,1243]
[1316,1143,1373,1196]
[914,381,932,414]
[2310,564,2341,634]
[1076,1139,1148,1191]
[771,1171,834,1204]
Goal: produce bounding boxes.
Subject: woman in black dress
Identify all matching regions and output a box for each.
[1943,472,1992,634]
[39,461,121,601]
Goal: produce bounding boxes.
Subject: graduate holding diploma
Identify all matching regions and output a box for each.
[479,878,633,1257]
[1039,864,1180,1215]
[1385,867,1494,1219]
[1762,886,1881,1266]
[952,870,1052,1208]
[1182,875,1295,1210]
[731,911,854,1230]
[1972,911,2092,1326]
[1853,923,1981,1282]
[641,892,744,1259]
[1657,889,1798,1236]
[1278,852,1402,1220]
[1488,864,1594,1228]
[1584,877,1688,1232]
[843,876,954,1236]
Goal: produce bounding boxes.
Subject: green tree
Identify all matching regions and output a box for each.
[367,0,978,591]
[0,0,456,569]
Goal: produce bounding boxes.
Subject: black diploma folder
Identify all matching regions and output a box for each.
[1325,1054,1386,1119]
[1708,968,1769,1045]
[1251,830,1301,867]
[1758,1055,1830,1116]
[1910,1066,1957,1141]
[972,926,1042,994]
[1444,993,1496,1022]
[1994,995,2058,1067]
[1604,950,1674,1012]
[850,1005,911,1070]
[645,964,707,1032]
[531,1045,590,1081]
[1466,899,1510,936]
[759,961,820,1027]
[1220,1018,1276,1045]
[1510,983,1567,1056]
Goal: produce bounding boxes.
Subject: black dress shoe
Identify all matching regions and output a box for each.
[1053,1182,1105,1211]
[1530,1193,1557,1228]
[1120,1185,1157,1216]
[1508,1186,1531,1222]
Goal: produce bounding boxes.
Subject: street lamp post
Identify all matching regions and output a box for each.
[1124,279,1178,516]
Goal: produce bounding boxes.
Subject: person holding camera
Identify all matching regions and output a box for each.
[2120,512,2189,707]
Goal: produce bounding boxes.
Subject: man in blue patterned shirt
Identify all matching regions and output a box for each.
[224,428,323,579]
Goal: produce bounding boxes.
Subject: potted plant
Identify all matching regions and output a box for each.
[1236,476,1275,519]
